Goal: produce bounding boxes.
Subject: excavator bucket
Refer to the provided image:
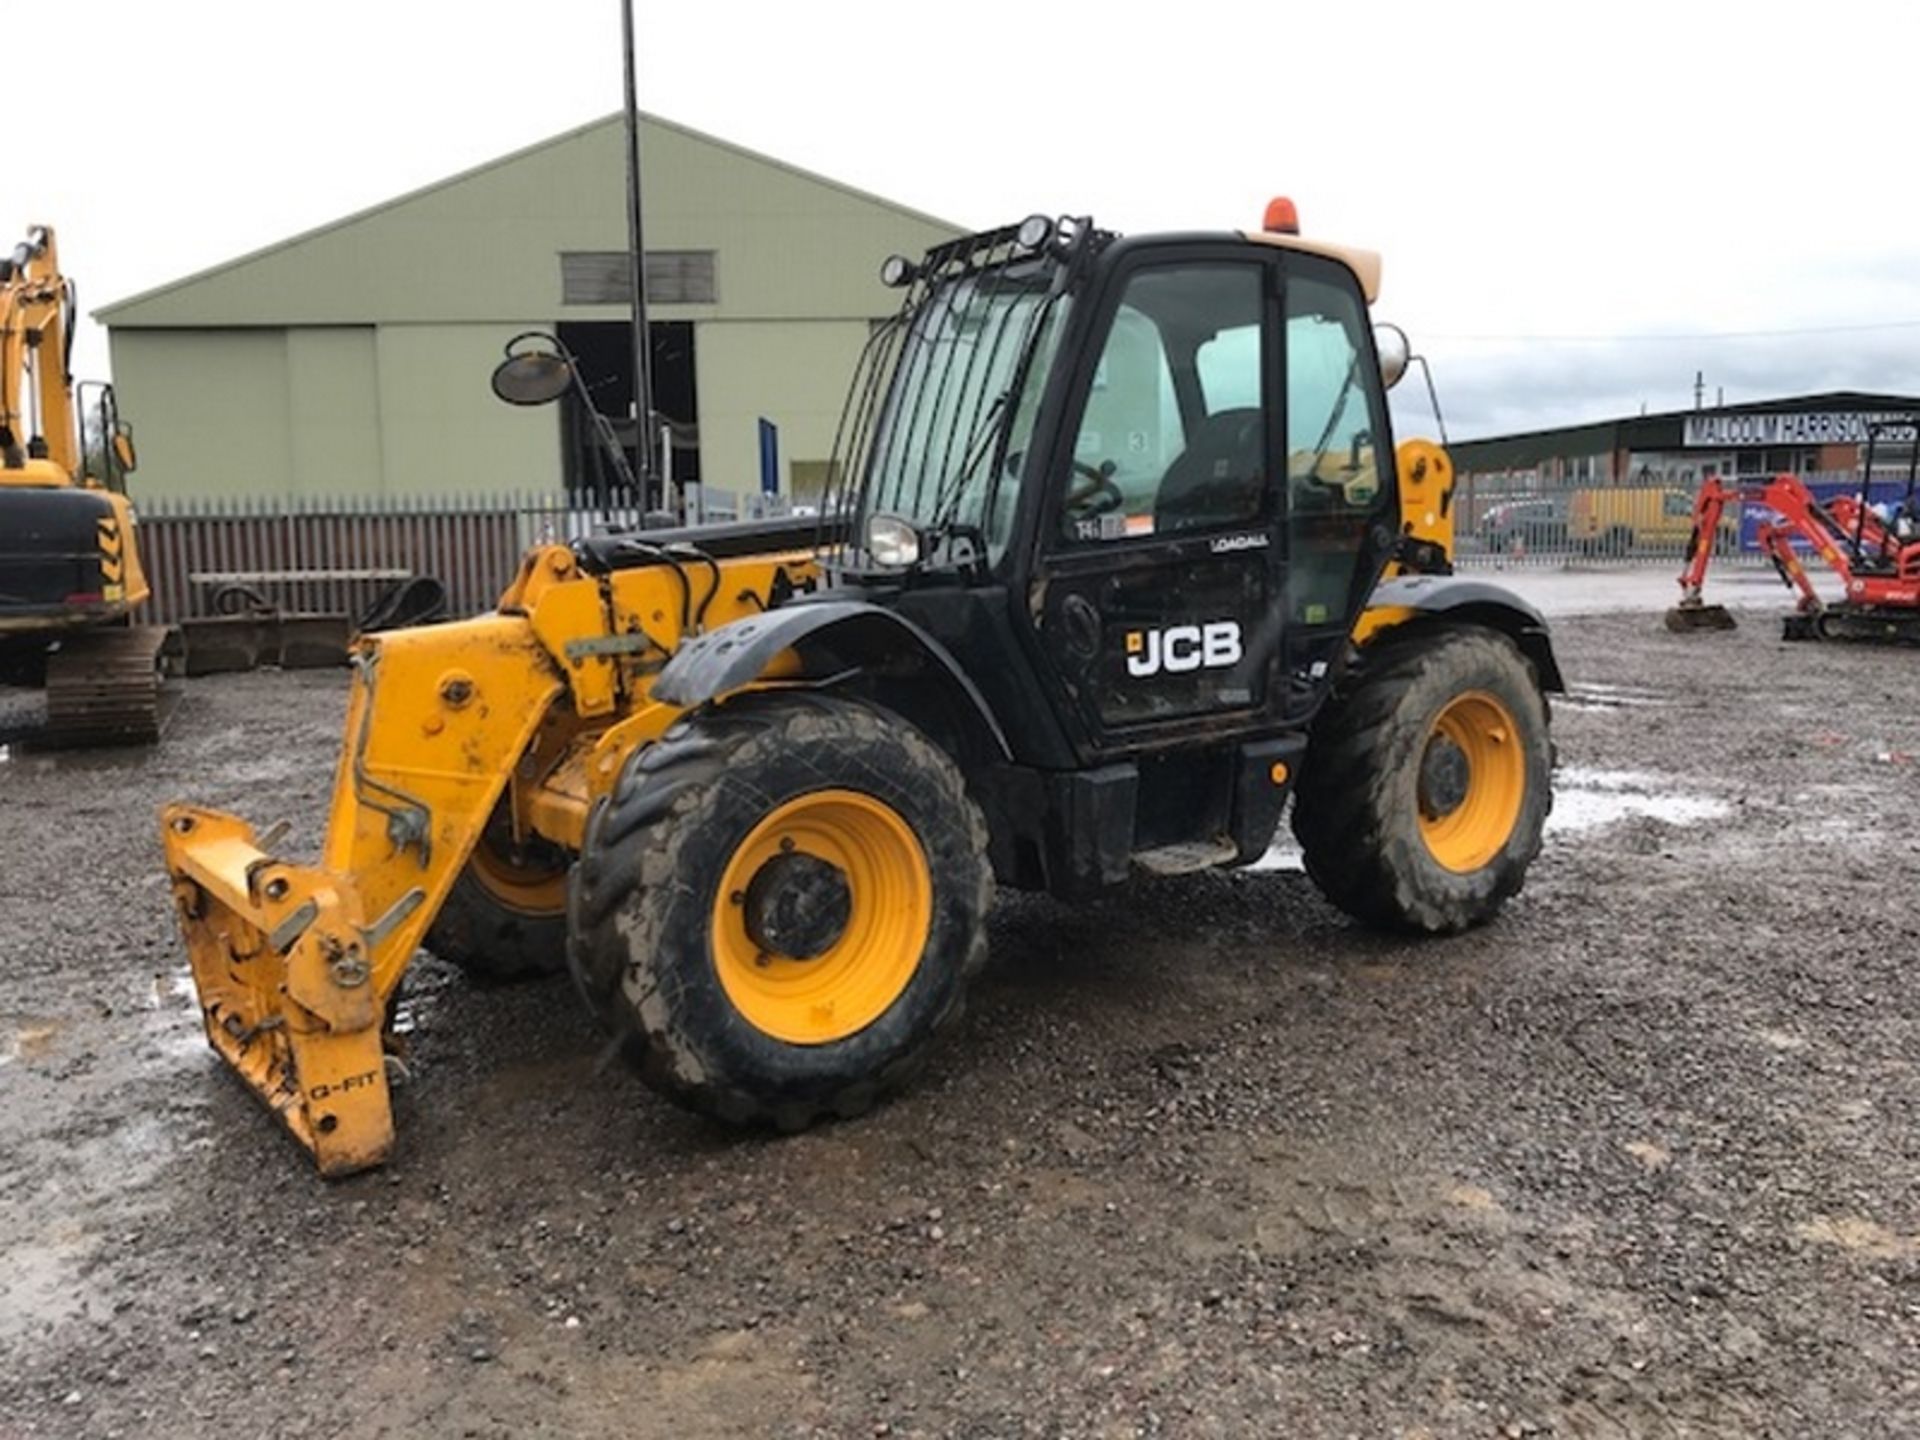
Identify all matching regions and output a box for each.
[173,612,351,675]
[1664,599,1737,632]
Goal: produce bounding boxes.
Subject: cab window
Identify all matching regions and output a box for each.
[1286,269,1389,625]
[1061,265,1266,543]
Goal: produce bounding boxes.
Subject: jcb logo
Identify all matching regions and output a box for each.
[1124,622,1243,677]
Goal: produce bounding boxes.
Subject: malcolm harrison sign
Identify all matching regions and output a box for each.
[1680,411,1918,448]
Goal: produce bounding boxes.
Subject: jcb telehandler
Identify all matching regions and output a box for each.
[161,205,1564,1176]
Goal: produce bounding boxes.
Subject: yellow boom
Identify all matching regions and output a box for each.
[160,542,815,1174]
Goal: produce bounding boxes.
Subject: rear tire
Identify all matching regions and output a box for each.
[569,693,991,1129]
[425,819,569,982]
[1291,626,1552,934]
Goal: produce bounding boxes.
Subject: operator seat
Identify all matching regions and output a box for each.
[1154,408,1265,534]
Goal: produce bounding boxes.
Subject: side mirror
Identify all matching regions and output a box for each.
[112,425,137,474]
[1374,323,1411,391]
[491,350,573,406]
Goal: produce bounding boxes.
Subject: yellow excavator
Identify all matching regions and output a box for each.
[0,224,166,743]
[160,205,1563,1175]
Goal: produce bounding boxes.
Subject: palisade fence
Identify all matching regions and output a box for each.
[133,485,795,627]
[1447,471,1880,569]
[136,469,1854,628]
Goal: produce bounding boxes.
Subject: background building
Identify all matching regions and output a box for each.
[1450,390,1920,496]
[1447,391,1920,555]
[99,114,961,503]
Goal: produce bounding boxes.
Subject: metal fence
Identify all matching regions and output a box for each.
[1448,471,1876,570]
[132,485,794,626]
[133,471,1875,626]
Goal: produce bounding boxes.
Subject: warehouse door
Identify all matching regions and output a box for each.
[555,321,701,502]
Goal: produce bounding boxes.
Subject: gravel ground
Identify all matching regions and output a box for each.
[1,606,1916,1439]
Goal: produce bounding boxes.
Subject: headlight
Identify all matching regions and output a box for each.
[879,254,916,288]
[865,513,922,568]
[1016,215,1054,252]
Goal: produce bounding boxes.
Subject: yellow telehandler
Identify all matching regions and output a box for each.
[160,206,1563,1175]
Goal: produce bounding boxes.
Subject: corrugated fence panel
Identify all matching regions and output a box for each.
[134,488,719,626]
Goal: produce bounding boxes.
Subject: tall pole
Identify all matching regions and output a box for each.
[621,0,660,505]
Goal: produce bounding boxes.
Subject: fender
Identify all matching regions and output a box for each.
[1360,574,1565,692]
[652,598,1013,758]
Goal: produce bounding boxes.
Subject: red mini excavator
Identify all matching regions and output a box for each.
[1667,423,1920,643]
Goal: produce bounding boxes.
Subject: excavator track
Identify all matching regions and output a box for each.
[1801,606,1920,646]
[43,624,171,745]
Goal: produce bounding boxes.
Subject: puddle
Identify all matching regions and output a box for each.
[1548,767,1730,836]
[157,1020,212,1065]
[146,965,197,1011]
[217,754,304,786]
[0,1231,95,1342]
[1557,682,1667,714]
[0,1113,182,1343]
[1248,766,1728,869]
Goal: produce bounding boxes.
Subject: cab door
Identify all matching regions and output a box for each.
[1028,246,1395,753]
[1031,253,1278,744]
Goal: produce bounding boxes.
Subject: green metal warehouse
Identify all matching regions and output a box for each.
[96,114,961,504]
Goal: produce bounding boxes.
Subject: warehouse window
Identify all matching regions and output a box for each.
[560,251,718,306]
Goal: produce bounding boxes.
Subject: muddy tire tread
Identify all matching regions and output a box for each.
[1291,625,1552,935]
[569,692,992,1129]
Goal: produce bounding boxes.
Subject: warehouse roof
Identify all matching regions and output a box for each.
[98,112,965,328]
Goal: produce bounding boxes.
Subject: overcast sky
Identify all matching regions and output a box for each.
[22,0,1920,442]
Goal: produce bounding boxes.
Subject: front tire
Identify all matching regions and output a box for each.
[1291,626,1552,934]
[569,693,991,1129]
[425,817,569,982]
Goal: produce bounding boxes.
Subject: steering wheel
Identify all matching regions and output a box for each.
[1066,459,1124,516]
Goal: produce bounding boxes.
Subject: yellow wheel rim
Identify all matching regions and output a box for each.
[469,837,568,916]
[710,789,933,1045]
[1417,690,1526,874]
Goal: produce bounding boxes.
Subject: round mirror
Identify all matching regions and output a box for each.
[491,350,573,406]
[112,426,137,474]
[1374,322,1411,391]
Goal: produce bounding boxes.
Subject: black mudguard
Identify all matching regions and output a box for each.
[651,598,1012,758]
[1365,574,1566,693]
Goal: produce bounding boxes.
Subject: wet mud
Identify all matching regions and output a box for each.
[1,610,1916,1438]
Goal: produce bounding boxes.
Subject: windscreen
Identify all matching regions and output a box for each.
[824,223,1090,574]
[862,274,1065,565]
